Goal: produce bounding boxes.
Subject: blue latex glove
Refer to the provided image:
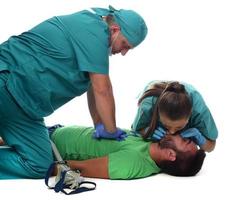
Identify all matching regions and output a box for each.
[150,127,166,141]
[95,123,104,131]
[93,123,128,141]
[153,127,166,140]
[180,128,206,146]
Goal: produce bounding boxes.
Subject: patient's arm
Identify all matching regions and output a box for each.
[67,156,109,179]
[201,139,216,152]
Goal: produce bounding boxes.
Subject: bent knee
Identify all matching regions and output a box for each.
[22,154,54,179]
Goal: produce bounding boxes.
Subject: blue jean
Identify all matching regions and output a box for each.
[0,71,53,179]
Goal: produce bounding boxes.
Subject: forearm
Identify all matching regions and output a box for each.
[200,139,216,152]
[89,73,116,132]
[67,157,109,179]
[94,86,116,132]
[87,86,102,125]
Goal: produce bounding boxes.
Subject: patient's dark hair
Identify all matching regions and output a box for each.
[157,137,206,176]
[138,81,192,140]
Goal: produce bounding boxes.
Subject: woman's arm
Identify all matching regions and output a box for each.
[67,156,109,179]
[201,139,216,152]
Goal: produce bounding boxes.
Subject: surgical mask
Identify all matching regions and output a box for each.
[109,32,120,56]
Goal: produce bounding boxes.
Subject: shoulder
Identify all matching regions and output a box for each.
[182,82,205,105]
[182,82,199,95]
[142,80,162,91]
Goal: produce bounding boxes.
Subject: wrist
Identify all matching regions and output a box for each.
[102,130,118,138]
[198,135,206,146]
[105,127,117,133]
[95,123,103,128]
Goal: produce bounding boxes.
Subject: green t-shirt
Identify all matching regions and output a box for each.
[51,125,160,180]
[0,10,109,119]
[132,81,218,140]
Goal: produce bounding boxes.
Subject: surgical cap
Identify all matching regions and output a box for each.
[91,5,148,47]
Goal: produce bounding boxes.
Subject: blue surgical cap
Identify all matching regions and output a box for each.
[91,5,148,47]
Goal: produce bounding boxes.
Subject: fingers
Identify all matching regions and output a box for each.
[157,127,165,133]
[152,134,162,140]
[92,127,128,141]
[117,133,128,141]
[151,127,166,140]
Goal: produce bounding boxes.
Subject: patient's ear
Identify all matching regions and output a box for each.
[164,149,176,161]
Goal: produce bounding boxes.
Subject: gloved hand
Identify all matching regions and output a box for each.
[150,127,166,141]
[94,123,104,131]
[180,128,206,146]
[93,123,128,141]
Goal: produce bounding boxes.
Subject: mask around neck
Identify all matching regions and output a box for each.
[109,32,120,56]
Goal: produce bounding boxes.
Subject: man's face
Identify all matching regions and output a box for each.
[160,134,198,154]
[110,31,133,56]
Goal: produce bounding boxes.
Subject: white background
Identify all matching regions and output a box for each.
[0,0,227,199]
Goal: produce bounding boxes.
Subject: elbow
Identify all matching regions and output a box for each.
[207,142,216,153]
[204,146,214,153]
[201,140,216,152]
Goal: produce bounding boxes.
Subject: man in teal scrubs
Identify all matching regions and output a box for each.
[50,125,206,179]
[0,6,148,179]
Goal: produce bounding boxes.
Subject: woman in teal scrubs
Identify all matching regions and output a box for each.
[131,81,218,152]
[0,6,147,179]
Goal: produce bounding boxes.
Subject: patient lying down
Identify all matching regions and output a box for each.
[50,125,206,180]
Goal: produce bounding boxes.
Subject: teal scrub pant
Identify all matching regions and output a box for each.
[0,71,53,179]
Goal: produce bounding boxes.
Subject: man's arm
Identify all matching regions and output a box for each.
[89,73,116,133]
[87,85,102,125]
[67,156,109,179]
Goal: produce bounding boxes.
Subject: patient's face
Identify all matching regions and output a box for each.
[160,135,198,154]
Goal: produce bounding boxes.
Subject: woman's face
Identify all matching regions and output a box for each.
[159,113,189,134]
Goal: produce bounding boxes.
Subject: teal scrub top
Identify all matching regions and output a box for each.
[132,81,218,140]
[0,10,109,119]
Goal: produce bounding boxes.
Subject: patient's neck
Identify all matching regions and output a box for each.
[149,143,164,164]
